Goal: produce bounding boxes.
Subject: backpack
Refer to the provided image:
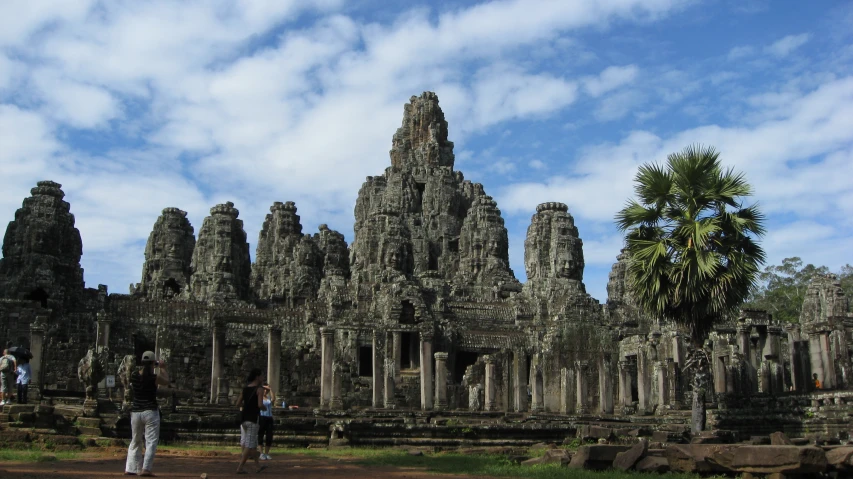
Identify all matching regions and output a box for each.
[0,355,11,373]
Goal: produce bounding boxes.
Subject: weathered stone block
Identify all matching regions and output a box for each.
[825,446,853,471]
[578,425,613,440]
[568,445,630,470]
[665,444,735,473]
[770,431,793,445]
[635,456,669,473]
[729,445,827,474]
[613,439,648,470]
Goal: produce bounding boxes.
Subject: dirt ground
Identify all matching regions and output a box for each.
[0,448,496,479]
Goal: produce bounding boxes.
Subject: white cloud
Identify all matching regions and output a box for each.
[727,45,755,60]
[499,76,853,279]
[765,33,810,58]
[583,65,639,97]
[529,159,547,170]
[31,69,121,128]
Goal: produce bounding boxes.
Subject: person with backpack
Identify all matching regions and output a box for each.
[235,368,267,474]
[125,351,169,477]
[0,349,17,406]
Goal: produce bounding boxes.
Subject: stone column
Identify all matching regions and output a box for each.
[618,360,630,408]
[671,334,684,366]
[419,331,434,410]
[434,352,448,410]
[320,328,334,408]
[484,355,496,411]
[513,351,528,412]
[383,357,396,408]
[737,326,751,360]
[372,330,383,408]
[29,317,46,399]
[560,367,575,414]
[330,362,343,410]
[654,360,668,409]
[598,356,613,414]
[95,310,111,352]
[216,377,229,405]
[819,331,836,389]
[637,353,650,414]
[786,325,803,391]
[575,360,588,414]
[267,327,282,396]
[391,331,402,380]
[666,359,681,408]
[210,322,225,404]
[531,363,544,413]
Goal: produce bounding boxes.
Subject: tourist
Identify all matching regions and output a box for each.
[258,383,275,460]
[0,349,17,406]
[814,373,822,390]
[236,368,267,474]
[125,351,170,477]
[16,357,31,404]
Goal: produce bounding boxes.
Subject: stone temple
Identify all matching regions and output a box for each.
[1,93,852,445]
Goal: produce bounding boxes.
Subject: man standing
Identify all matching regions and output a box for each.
[0,349,17,406]
[125,351,169,477]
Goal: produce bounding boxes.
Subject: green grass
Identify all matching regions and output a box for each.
[0,449,79,462]
[275,447,710,479]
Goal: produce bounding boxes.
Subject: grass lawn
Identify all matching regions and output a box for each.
[277,447,715,479]
[0,449,80,462]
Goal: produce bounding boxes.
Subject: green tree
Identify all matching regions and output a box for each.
[615,145,765,433]
[745,258,853,321]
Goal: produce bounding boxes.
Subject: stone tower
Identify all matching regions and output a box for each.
[605,249,644,326]
[0,181,84,309]
[186,202,251,302]
[800,274,849,325]
[350,92,518,298]
[523,202,585,299]
[132,207,195,299]
[251,201,310,303]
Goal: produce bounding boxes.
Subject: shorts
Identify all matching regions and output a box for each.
[240,421,260,449]
[0,373,12,393]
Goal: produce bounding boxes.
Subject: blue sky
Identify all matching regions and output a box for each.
[1,0,851,301]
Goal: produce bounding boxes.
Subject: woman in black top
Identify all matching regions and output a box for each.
[236,368,266,474]
[125,351,169,476]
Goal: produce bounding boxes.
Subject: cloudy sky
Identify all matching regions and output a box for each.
[1,0,851,301]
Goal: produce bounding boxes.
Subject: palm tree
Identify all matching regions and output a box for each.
[615,145,765,433]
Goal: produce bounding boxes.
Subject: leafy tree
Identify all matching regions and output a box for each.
[615,145,765,433]
[745,258,853,321]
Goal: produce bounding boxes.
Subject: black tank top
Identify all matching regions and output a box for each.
[241,386,261,423]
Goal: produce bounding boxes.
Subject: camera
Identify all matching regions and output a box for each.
[154,360,160,366]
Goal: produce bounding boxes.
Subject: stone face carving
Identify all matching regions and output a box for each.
[133,207,195,299]
[186,202,252,302]
[524,202,584,299]
[0,181,84,308]
[350,92,517,298]
[800,274,848,326]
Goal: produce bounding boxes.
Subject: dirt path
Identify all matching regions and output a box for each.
[1,450,497,479]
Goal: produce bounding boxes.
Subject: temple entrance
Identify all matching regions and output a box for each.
[400,332,419,370]
[454,351,478,383]
[25,288,49,308]
[626,355,639,402]
[400,301,416,325]
[358,346,372,377]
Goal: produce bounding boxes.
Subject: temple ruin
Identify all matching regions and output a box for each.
[1,93,852,446]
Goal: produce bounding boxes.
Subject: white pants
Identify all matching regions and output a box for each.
[126,409,160,473]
